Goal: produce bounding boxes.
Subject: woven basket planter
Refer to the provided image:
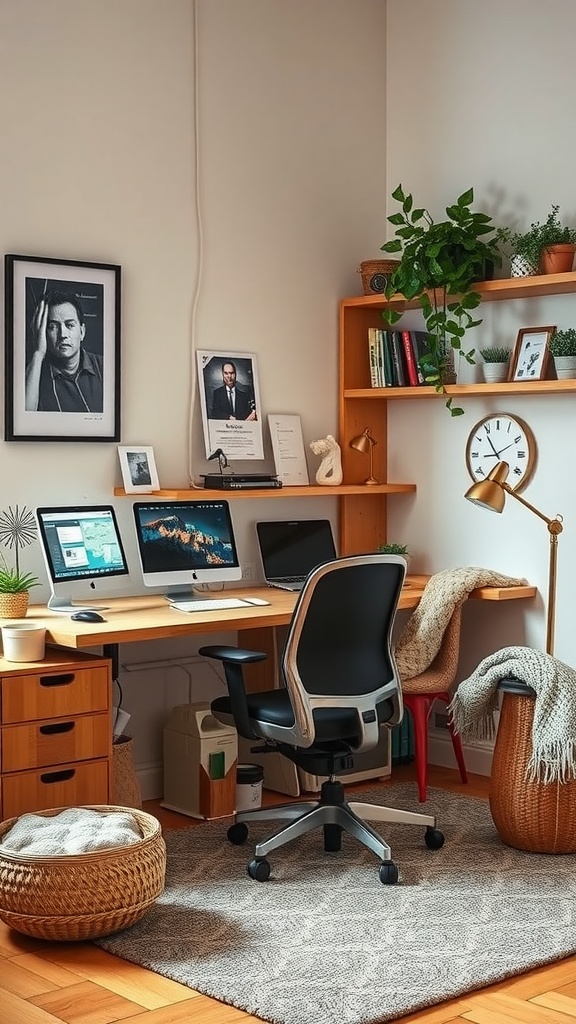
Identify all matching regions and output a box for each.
[0,804,166,940]
[489,690,576,854]
[357,259,400,295]
[0,592,29,620]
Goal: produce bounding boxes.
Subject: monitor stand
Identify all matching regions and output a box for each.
[164,588,203,604]
[47,593,110,615]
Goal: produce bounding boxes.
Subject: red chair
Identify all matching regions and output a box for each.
[401,606,468,802]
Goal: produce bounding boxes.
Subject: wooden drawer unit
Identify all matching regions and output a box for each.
[0,649,113,820]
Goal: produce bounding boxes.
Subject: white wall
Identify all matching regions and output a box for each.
[0,0,388,794]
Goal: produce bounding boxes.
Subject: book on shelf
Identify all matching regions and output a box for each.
[391,331,408,386]
[368,327,381,387]
[410,331,431,384]
[401,330,420,387]
[383,331,395,386]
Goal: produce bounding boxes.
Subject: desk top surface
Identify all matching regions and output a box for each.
[22,575,536,651]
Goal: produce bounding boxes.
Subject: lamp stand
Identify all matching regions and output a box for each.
[365,444,378,486]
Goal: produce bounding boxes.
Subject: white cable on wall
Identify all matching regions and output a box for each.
[187,0,204,488]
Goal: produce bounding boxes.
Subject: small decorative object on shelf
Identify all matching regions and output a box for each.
[381,185,502,416]
[357,259,400,295]
[378,542,409,560]
[479,346,512,383]
[549,328,576,379]
[509,326,555,383]
[309,434,343,486]
[0,505,40,619]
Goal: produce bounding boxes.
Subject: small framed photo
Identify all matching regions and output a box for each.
[118,446,160,493]
[509,326,556,382]
[4,254,121,442]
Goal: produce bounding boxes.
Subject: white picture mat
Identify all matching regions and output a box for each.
[268,414,309,485]
[118,445,160,493]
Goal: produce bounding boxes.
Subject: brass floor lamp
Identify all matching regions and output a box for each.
[465,460,563,656]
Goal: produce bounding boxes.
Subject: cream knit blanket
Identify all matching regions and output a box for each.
[449,646,576,784]
[394,567,528,679]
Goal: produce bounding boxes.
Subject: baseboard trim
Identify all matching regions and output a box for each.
[428,733,494,777]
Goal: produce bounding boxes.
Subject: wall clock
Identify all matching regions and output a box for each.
[465,413,537,492]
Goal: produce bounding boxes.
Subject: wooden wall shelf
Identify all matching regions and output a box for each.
[114,483,416,501]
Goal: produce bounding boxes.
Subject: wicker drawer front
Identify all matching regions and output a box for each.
[1,667,109,724]
[1,713,111,772]
[1,759,110,820]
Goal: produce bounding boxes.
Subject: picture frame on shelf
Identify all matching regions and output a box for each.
[509,325,555,383]
[196,350,264,460]
[4,253,121,442]
[118,445,160,493]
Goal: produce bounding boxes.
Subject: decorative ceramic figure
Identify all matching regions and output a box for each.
[309,435,343,486]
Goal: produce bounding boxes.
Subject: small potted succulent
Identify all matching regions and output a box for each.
[379,542,410,561]
[0,505,40,619]
[549,328,576,379]
[498,205,576,277]
[479,346,512,383]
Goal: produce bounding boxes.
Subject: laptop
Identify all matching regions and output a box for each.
[256,519,337,592]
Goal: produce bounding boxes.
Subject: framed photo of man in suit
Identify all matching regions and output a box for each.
[197,351,264,460]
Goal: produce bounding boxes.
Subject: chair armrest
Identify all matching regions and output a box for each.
[198,645,268,740]
[198,645,267,665]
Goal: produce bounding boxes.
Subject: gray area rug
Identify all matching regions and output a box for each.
[96,783,576,1024]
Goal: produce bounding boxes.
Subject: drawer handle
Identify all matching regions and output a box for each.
[40,673,76,688]
[39,721,75,736]
[40,769,76,785]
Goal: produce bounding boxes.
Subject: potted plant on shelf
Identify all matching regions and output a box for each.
[381,185,502,416]
[0,505,40,619]
[378,542,410,562]
[479,346,512,383]
[549,328,576,379]
[497,205,576,277]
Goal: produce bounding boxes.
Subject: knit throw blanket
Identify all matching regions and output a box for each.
[394,567,528,680]
[449,646,576,784]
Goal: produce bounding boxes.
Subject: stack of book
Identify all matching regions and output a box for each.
[367,328,431,387]
[202,473,282,490]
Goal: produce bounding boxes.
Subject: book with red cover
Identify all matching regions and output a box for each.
[401,330,420,386]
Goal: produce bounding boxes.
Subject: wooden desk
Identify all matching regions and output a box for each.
[25,575,537,651]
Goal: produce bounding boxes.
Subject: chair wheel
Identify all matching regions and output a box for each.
[379,861,399,885]
[425,826,445,850]
[227,822,249,845]
[247,858,271,881]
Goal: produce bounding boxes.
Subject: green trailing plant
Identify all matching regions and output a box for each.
[549,328,576,357]
[479,346,512,363]
[0,505,40,593]
[497,205,576,272]
[381,185,501,416]
[378,542,409,558]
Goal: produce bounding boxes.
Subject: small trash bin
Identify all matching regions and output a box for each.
[162,702,237,819]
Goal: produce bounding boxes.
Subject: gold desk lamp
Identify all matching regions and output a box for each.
[349,428,379,485]
[465,461,563,656]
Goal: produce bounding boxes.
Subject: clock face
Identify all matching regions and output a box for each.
[466,413,537,492]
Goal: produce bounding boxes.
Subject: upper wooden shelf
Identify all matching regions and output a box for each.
[340,271,576,310]
[345,379,576,400]
[114,483,416,500]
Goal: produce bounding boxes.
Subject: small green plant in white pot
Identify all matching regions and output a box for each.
[378,542,409,561]
[479,346,512,383]
[549,328,576,380]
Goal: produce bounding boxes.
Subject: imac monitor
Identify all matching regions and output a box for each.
[132,499,242,602]
[36,505,130,613]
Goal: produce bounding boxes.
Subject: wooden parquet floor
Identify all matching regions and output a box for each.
[1,764,576,1024]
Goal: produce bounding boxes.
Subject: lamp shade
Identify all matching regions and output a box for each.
[464,462,509,513]
[349,428,378,485]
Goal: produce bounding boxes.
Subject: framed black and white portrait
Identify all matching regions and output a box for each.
[118,445,160,493]
[196,349,263,460]
[4,254,121,441]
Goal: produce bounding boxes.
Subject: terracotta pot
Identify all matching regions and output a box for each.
[540,243,576,275]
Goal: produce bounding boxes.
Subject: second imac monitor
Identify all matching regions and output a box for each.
[132,499,242,601]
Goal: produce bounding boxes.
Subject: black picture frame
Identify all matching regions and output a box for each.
[4,254,121,442]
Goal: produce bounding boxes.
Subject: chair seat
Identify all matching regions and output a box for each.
[212,690,394,745]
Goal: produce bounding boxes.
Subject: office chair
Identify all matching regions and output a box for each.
[401,606,468,802]
[199,554,444,884]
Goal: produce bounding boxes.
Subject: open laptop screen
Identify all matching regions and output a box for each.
[256,519,337,582]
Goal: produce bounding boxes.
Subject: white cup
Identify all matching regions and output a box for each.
[1,623,46,662]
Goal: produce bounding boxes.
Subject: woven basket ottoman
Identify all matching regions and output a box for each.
[0,805,166,941]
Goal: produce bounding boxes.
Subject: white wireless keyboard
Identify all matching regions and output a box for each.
[170,598,250,613]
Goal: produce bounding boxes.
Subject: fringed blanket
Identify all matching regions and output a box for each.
[394,567,528,680]
[449,646,576,784]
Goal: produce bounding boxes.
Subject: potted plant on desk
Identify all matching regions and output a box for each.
[0,506,40,619]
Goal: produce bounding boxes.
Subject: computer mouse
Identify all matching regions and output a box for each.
[70,610,106,622]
